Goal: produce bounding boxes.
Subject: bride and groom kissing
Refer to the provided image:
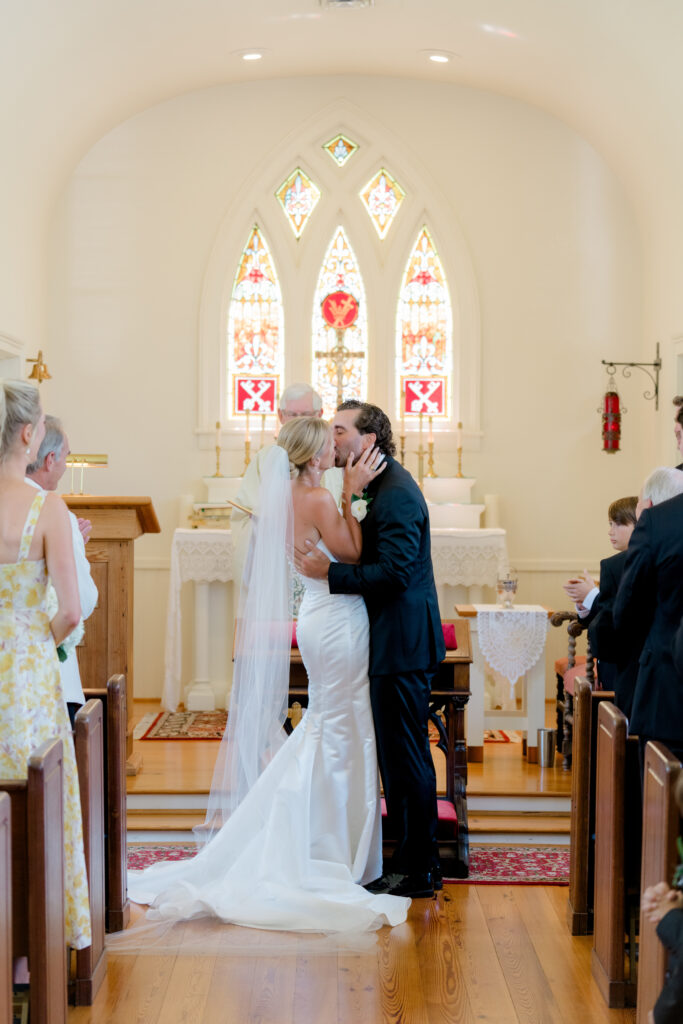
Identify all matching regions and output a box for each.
[126,399,445,935]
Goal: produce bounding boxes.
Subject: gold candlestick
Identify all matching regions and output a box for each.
[416,444,425,489]
[425,416,437,478]
[244,411,251,469]
[456,420,464,478]
[260,413,266,451]
[426,439,437,478]
[213,420,224,477]
[399,432,406,467]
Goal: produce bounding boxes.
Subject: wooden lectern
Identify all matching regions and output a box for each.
[64,496,160,775]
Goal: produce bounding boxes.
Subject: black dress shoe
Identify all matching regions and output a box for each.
[432,865,443,891]
[364,871,434,898]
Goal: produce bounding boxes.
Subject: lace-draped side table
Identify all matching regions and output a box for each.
[455,603,550,763]
[163,528,234,712]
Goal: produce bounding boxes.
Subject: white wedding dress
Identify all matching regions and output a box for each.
[126,541,409,934]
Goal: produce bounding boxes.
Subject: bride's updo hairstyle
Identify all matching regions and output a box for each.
[277,416,330,479]
[0,380,41,462]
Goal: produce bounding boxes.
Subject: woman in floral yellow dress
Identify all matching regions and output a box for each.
[0,380,91,953]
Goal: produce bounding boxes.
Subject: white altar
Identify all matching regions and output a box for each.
[162,524,509,712]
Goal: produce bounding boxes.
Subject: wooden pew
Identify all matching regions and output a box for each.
[0,793,11,1024]
[72,700,107,1004]
[0,739,67,1024]
[289,619,472,878]
[637,742,682,1024]
[591,702,640,1007]
[82,675,129,932]
[566,679,614,935]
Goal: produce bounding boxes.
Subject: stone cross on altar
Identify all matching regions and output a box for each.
[315,290,364,407]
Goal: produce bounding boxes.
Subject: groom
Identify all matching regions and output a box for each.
[296,400,445,898]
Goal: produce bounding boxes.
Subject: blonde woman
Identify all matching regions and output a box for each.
[0,380,90,956]
[124,416,410,937]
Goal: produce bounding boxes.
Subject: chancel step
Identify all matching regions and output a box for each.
[469,811,570,846]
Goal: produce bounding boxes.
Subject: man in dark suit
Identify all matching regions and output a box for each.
[587,547,640,718]
[613,475,683,764]
[296,400,445,898]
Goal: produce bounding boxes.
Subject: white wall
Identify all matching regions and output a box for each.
[45,75,646,698]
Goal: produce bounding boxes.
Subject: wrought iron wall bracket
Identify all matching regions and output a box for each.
[601,342,661,409]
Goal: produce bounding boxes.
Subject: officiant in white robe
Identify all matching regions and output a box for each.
[231,383,343,591]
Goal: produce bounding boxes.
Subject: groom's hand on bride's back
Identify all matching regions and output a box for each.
[294,540,331,579]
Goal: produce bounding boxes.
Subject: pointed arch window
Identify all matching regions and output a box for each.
[226,225,284,418]
[312,227,368,417]
[396,227,453,421]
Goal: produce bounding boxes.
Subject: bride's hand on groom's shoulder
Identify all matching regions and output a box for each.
[344,446,386,495]
[294,540,330,579]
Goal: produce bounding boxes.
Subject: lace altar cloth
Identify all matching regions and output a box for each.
[474,605,548,695]
[431,528,508,588]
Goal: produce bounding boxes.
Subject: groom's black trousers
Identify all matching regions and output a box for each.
[370,667,439,876]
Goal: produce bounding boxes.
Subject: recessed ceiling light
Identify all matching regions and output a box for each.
[232,49,268,61]
[421,49,457,64]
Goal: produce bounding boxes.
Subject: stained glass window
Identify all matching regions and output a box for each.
[227,226,284,418]
[275,167,321,238]
[359,167,405,239]
[323,133,359,167]
[396,227,453,421]
[312,227,368,417]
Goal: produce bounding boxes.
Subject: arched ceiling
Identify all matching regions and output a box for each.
[3,0,682,220]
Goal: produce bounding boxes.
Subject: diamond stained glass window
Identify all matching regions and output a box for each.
[322,133,359,167]
[275,167,321,238]
[396,227,453,420]
[359,167,405,239]
[227,226,284,418]
[312,227,368,417]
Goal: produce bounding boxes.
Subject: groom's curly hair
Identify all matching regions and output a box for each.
[337,400,396,457]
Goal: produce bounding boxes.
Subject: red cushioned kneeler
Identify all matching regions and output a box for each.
[380,797,458,840]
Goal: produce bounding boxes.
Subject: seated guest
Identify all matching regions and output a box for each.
[613,467,683,764]
[231,383,342,590]
[26,416,98,727]
[562,496,638,715]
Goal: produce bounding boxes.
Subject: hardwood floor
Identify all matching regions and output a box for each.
[69,886,635,1023]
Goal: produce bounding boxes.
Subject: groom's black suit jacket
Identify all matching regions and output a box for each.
[613,492,683,744]
[328,456,445,677]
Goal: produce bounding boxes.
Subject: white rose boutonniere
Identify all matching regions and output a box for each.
[350,490,373,523]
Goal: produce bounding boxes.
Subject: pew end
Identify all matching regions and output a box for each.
[591,701,639,1007]
[83,675,129,933]
[72,700,107,1005]
[0,793,10,1024]
[637,741,683,1024]
[0,739,67,1024]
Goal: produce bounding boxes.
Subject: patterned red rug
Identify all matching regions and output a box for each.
[127,844,568,885]
[139,711,228,740]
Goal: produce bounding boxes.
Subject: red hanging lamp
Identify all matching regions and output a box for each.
[602,382,621,453]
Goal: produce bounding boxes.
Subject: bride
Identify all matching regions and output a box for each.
[125,416,410,934]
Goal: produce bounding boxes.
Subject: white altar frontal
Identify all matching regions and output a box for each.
[163,476,510,716]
